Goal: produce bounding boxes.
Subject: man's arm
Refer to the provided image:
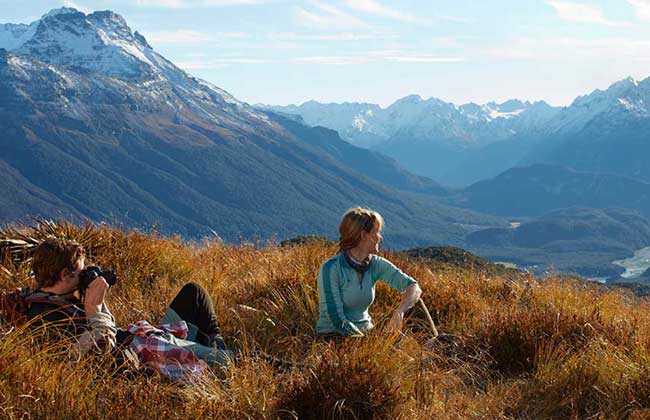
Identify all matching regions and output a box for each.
[78,277,117,352]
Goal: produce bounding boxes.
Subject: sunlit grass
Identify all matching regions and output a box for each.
[2,221,650,419]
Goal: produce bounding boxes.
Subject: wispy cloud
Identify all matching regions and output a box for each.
[176,61,225,69]
[431,36,477,48]
[146,30,212,43]
[384,55,464,63]
[628,0,650,21]
[294,1,370,29]
[144,30,250,44]
[292,55,372,65]
[291,52,464,65]
[136,0,267,8]
[203,0,265,4]
[135,0,185,7]
[545,1,630,26]
[343,0,430,24]
[486,37,650,60]
[176,57,271,69]
[62,0,92,13]
[269,32,398,41]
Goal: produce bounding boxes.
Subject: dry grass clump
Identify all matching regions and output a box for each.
[2,221,650,419]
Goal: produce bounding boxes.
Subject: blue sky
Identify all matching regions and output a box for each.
[3,0,650,107]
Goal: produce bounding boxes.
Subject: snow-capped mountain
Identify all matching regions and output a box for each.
[516,75,650,182]
[263,75,650,186]
[0,7,482,246]
[262,95,560,149]
[1,7,267,129]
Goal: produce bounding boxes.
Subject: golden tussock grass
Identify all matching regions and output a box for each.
[1,221,650,419]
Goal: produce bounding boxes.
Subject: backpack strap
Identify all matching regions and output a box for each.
[23,292,81,318]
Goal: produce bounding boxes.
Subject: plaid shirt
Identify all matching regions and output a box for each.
[127,320,207,382]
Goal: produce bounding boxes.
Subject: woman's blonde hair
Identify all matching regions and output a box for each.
[338,207,384,252]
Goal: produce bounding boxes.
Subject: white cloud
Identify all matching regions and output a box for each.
[270,32,398,41]
[62,0,92,13]
[486,37,650,60]
[214,57,270,63]
[384,55,464,63]
[136,0,185,7]
[292,56,372,65]
[144,30,250,44]
[135,0,267,8]
[545,1,630,26]
[368,49,411,56]
[203,0,265,4]
[343,0,430,24]
[290,52,461,65]
[176,61,221,69]
[145,30,212,44]
[176,57,270,69]
[628,0,650,21]
[294,2,370,29]
[431,36,476,48]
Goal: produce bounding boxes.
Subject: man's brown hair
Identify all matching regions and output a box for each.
[32,238,85,289]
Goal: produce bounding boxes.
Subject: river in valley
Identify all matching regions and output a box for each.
[612,247,650,279]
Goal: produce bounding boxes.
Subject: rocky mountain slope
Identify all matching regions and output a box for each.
[0,7,493,247]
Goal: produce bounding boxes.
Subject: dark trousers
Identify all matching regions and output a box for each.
[168,282,221,346]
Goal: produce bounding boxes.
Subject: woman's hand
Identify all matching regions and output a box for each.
[388,284,422,333]
[387,309,404,332]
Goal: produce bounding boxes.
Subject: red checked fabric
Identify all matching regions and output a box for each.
[127,320,207,382]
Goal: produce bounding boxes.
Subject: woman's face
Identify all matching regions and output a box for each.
[362,221,383,254]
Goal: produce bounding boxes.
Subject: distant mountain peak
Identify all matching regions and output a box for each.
[14,8,159,79]
[42,6,80,19]
[394,94,424,105]
[607,76,639,94]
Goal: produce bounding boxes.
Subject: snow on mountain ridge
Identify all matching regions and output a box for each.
[2,7,271,132]
[262,96,559,148]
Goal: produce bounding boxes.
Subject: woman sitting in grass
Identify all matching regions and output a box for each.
[316,207,422,337]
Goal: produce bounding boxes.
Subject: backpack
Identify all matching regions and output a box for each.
[0,288,143,375]
[0,288,70,329]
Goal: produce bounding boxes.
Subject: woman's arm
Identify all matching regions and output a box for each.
[387,283,422,332]
[373,256,422,332]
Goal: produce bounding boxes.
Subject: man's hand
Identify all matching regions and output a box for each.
[387,309,404,332]
[83,276,109,316]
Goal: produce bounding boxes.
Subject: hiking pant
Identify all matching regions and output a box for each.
[159,282,233,366]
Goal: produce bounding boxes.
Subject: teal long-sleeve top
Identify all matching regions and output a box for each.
[316,252,418,336]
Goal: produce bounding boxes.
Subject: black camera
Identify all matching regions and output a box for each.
[78,265,117,291]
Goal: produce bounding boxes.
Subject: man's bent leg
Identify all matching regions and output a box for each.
[161,282,221,346]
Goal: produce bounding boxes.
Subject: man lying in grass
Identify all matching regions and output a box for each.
[24,238,233,381]
[316,207,423,337]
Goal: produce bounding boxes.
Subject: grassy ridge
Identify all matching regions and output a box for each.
[2,222,650,419]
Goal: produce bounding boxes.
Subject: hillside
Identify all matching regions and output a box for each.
[466,208,650,276]
[0,8,493,248]
[457,164,650,217]
[3,221,650,419]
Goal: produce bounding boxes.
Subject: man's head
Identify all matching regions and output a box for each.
[32,238,85,291]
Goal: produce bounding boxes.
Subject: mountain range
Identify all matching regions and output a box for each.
[263,76,650,188]
[0,7,496,248]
